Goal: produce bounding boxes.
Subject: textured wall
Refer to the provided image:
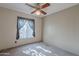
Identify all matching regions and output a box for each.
[43,4,79,55]
[0,7,42,50]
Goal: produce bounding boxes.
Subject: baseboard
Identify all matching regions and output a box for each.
[0,40,42,52]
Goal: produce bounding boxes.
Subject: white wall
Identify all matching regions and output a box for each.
[0,7,42,50]
[43,4,79,55]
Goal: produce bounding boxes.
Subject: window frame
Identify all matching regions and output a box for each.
[16,16,35,40]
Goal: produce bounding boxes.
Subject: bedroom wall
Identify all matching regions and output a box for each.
[0,7,42,50]
[43,4,79,55]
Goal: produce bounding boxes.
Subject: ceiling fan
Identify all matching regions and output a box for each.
[25,3,50,15]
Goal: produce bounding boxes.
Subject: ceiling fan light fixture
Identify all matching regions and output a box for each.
[35,10,41,15]
[25,3,50,15]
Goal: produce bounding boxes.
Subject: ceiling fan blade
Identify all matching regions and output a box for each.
[40,10,47,15]
[31,10,37,14]
[41,3,50,9]
[25,3,37,9]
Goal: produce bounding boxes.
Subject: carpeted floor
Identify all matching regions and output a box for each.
[0,42,77,56]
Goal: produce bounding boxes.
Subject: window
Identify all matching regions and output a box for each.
[16,17,35,39]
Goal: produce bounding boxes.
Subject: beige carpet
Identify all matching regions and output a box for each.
[0,42,77,56]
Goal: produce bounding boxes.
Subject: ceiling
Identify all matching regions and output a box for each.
[0,3,78,17]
